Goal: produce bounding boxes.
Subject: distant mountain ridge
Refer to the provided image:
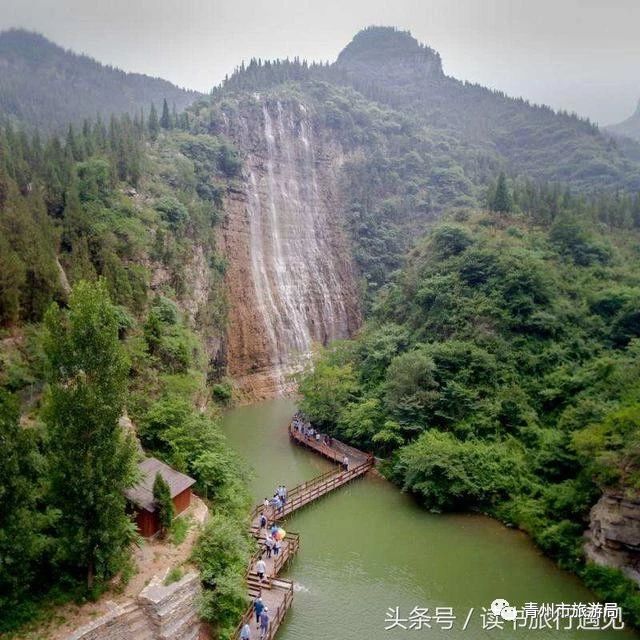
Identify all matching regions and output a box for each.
[607,99,640,142]
[332,27,640,192]
[217,26,640,194]
[0,29,201,133]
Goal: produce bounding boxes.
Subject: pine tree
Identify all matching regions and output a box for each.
[491,172,513,213]
[42,279,137,590]
[152,472,174,537]
[160,98,171,130]
[148,103,160,140]
[0,390,46,616]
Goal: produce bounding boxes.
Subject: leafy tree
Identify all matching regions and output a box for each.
[393,430,530,510]
[42,279,137,590]
[152,472,174,537]
[491,172,513,212]
[298,357,359,428]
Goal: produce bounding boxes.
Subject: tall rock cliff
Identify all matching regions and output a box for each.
[217,97,361,396]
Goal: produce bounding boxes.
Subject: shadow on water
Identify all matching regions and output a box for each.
[222,398,637,640]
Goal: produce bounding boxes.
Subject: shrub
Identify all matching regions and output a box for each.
[392,430,530,511]
[155,196,189,229]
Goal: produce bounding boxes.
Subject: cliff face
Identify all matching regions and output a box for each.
[218,98,361,397]
[585,492,640,584]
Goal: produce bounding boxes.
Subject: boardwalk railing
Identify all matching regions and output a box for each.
[233,578,294,640]
[235,420,373,640]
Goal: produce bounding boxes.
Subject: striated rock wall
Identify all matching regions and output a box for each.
[67,572,202,640]
[218,97,361,397]
[585,492,640,584]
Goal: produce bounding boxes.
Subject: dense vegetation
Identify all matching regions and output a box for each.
[210,27,640,304]
[0,29,200,134]
[299,195,640,624]
[3,21,640,638]
[0,99,252,634]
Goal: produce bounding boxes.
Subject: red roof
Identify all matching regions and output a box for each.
[125,457,195,513]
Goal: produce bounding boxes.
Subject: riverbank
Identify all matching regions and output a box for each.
[222,398,636,639]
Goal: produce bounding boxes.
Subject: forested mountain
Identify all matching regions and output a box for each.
[211,27,640,302]
[0,29,200,133]
[0,106,251,635]
[607,99,640,142]
[220,27,640,194]
[299,204,640,624]
[2,22,640,638]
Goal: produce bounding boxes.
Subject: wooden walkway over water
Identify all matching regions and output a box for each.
[234,422,374,639]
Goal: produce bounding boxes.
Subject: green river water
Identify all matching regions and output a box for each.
[221,398,635,640]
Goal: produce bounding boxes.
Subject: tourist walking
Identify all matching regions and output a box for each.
[255,558,267,583]
[259,608,270,640]
[259,512,267,529]
[343,455,349,471]
[265,534,274,558]
[241,622,251,639]
[273,538,281,557]
[253,595,264,625]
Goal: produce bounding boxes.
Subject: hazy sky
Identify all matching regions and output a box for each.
[1,0,638,125]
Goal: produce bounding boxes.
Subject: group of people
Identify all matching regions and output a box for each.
[292,414,333,447]
[240,593,269,640]
[292,414,350,471]
[262,484,288,515]
[254,522,283,576]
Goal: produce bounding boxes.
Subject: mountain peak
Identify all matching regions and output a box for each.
[336,26,443,79]
[0,29,63,63]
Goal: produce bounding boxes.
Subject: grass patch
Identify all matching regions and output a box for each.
[170,515,192,545]
[164,566,184,586]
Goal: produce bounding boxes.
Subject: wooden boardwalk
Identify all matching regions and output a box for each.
[234,422,373,639]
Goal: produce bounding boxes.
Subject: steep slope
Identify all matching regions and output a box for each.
[333,27,640,192]
[0,29,200,133]
[212,95,361,396]
[607,99,640,142]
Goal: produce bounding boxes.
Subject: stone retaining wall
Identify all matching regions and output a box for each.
[67,572,201,640]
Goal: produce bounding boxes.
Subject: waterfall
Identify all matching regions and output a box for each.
[228,97,357,391]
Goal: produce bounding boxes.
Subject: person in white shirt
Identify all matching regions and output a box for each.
[255,558,267,582]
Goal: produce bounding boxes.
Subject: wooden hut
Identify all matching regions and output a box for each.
[125,457,196,537]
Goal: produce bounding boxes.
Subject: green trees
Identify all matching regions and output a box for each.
[148,103,160,140]
[0,391,47,626]
[393,430,530,510]
[42,280,136,590]
[490,172,513,212]
[160,98,172,130]
[299,356,359,428]
[153,473,174,537]
[298,206,640,617]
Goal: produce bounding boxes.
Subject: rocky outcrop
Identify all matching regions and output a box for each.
[138,572,202,640]
[67,573,202,640]
[585,492,640,584]
[218,97,361,397]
